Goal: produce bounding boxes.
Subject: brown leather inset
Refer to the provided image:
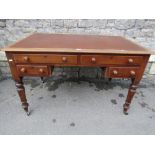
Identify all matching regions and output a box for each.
[10,33,146,51]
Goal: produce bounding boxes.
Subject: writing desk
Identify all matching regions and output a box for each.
[2,33,154,115]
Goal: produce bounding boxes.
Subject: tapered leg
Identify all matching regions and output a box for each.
[123,78,138,115]
[15,78,29,116]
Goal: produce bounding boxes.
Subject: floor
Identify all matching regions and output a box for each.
[0,76,155,135]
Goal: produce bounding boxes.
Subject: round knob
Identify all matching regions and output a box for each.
[39,68,44,73]
[113,70,118,75]
[23,56,29,62]
[62,57,67,62]
[91,57,96,63]
[20,68,26,73]
[130,70,135,76]
[128,58,133,63]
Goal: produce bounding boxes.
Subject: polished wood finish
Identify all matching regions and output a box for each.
[17,65,50,76]
[2,33,153,115]
[13,54,78,64]
[105,67,139,78]
[80,55,143,66]
[15,78,29,115]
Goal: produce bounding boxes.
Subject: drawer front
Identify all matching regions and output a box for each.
[13,54,78,64]
[106,67,139,78]
[80,55,143,66]
[17,65,50,76]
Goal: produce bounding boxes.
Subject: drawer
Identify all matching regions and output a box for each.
[105,67,139,78]
[80,55,143,66]
[16,65,50,76]
[13,54,78,65]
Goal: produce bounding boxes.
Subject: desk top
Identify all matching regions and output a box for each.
[3,33,154,54]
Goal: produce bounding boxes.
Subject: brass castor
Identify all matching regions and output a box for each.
[123,110,128,115]
[23,105,30,116]
[41,77,44,83]
[26,111,30,116]
[123,104,129,115]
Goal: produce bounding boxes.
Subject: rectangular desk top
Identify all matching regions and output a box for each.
[2,33,154,55]
[2,33,152,115]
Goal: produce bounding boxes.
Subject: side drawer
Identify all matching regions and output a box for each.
[80,55,143,66]
[16,65,50,76]
[13,54,78,65]
[105,67,140,78]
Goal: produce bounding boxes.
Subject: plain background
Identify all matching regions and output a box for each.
[0,0,155,155]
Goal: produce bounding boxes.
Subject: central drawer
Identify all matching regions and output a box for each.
[80,55,143,65]
[13,54,78,65]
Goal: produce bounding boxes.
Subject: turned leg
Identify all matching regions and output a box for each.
[123,78,139,115]
[15,78,29,116]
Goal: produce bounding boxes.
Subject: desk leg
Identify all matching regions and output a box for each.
[123,78,138,115]
[15,78,29,116]
[108,78,112,82]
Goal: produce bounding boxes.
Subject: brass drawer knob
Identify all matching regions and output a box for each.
[39,68,44,73]
[23,56,29,62]
[62,57,67,62]
[113,70,118,75]
[91,57,96,63]
[130,70,135,75]
[20,68,26,73]
[128,58,133,63]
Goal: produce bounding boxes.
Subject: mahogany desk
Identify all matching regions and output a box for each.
[2,33,154,115]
